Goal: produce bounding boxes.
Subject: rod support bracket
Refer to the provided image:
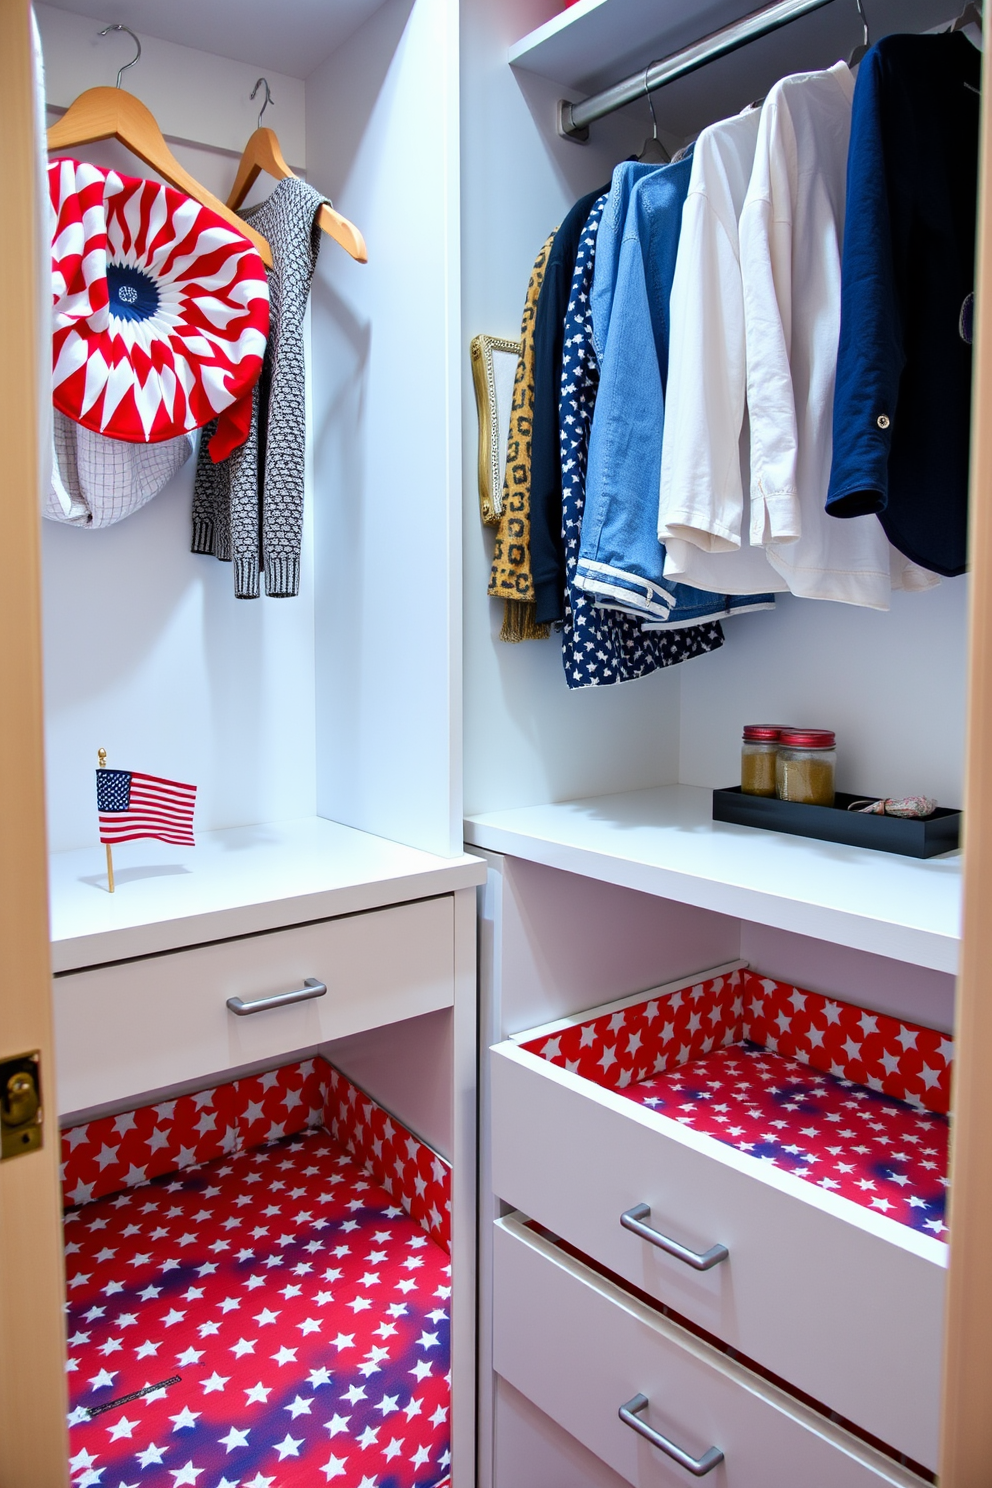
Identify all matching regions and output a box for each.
[557,98,589,142]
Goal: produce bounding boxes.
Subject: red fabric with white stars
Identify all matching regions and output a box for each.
[521,969,951,1238]
[742,973,952,1115]
[324,1070,450,1255]
[61,1060,451,1257]
[62,1062,326,1210]
[630,1045,948,1235]
[65,1128,451,1488]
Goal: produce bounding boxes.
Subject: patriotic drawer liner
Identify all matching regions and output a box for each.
[62,1057,451,1488]
[519,967,951,1239]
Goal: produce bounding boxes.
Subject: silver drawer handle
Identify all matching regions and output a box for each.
[619,1393,724,1477]
[620,1204,728,1272]
[226,978,327,1016]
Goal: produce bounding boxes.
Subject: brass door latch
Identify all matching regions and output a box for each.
[0,1052,43,1160]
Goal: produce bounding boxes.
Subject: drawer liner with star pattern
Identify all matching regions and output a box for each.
[519,967,951,1238]
[62,1056,452,1488]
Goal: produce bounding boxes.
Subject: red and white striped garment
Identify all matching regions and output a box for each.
[96,768,197,847]
[50,158,269,445]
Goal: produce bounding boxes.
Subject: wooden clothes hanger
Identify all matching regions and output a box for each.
[47,26,272,268]
[227,80,368,264]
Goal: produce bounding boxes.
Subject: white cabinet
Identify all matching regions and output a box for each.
[493,1215,927,1488]
[477,851,946,1487]
[56,894,456,1113]
[49,851,482,1486]
[490,1034,945,1467]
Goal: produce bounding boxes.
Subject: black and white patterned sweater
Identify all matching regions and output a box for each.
[192,176,324,598]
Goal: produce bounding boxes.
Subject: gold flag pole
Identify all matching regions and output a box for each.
[97,747,115,894]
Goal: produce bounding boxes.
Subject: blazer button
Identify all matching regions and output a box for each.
[877,414,891,429]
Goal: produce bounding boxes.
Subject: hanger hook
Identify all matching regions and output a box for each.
[250,77,274,131]
[99,24,141,89]
[854,0,869,49]
[647,85,660,143]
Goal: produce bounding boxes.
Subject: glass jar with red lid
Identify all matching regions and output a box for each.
[740,725,789,797]
[775,729,836,806]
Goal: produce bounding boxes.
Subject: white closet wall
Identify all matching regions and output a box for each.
[42,466,318,852]
[680,582,969,806]
[459,0,683,820]
[307,0,464,857]
[37,0,467,860]
[36,7,308,161]
[38,6,317,853]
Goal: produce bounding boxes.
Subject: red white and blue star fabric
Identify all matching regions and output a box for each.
[50,158,269,446]
[63,1060,452,1488]
[522,969,951,1237]
[61,1061,451,1255]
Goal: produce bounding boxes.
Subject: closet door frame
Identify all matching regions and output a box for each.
[0,2,71,1483]
[939,38,992,1488]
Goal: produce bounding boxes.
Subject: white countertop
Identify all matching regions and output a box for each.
[465,785,961,974]
[50,816,486,973]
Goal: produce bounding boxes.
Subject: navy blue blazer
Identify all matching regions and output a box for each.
[529,186,609,626]
[827,33,980,577]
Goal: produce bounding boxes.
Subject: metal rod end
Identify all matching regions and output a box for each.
[557,98,589,143]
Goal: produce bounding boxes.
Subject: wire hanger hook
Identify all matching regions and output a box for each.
[847,0,870,66]
[99,23,141,89]
[647,85,660,146]
[635,61,670,163]
[251,77,274,131]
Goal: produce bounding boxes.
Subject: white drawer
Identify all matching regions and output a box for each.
[493,1215,928,1488]
[56,895,454,1112]
[490,1040,944,1469]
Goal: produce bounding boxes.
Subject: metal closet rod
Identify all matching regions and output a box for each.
[557,0,836,140]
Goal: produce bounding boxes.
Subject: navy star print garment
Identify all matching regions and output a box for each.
[558,195,724,689]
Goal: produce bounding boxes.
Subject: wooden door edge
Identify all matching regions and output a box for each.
[0,3,70,1484]
[939,41,992,1488]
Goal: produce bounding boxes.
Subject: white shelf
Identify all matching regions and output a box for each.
[508,0,961,138]
[50,817,486,973]
[465,786,961,974]
[509,0,742,89]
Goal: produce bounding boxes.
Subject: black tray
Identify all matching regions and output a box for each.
[712,787,961,859]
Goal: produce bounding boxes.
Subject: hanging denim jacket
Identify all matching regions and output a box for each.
[576,154,774,624]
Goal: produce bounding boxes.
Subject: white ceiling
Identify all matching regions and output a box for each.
[45,0,392,78]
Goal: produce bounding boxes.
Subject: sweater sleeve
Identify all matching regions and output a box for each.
[191,420,221,556]
[826,49,901,518]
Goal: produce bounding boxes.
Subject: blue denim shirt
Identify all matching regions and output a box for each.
[576,154,770,624]
[590,161,659,363]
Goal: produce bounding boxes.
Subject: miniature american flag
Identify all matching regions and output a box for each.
[95,769,196,846]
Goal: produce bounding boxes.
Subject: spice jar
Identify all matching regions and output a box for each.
[741,725,785,797]
[776,729,836,806]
